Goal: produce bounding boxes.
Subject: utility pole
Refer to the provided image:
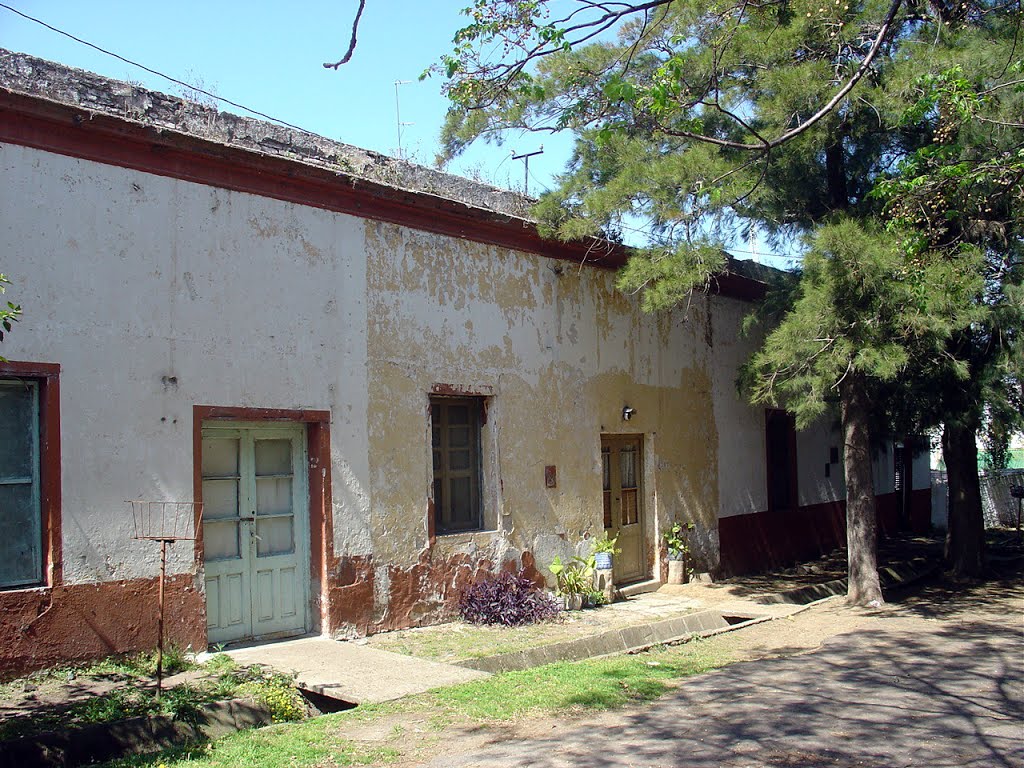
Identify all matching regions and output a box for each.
[394,80,413,160]
[512,146,544,195]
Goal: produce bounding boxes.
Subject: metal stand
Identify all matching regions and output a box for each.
[1011,486,1024,542]
[129,500,202,698]
[1011,487,1019,540]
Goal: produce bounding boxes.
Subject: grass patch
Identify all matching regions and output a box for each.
[102,712,400,768]
[0,654,303,742]
[423,638,729,719]
[100,637,732,767]
[369,603,698,663]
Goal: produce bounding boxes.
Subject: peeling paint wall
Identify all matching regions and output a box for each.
[359,220,721,625]
[3,141,740,658]
[9,131,892,668]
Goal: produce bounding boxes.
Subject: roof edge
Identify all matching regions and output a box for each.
[0,48,767,301]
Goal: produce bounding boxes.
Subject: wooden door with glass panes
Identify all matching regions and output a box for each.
[201,425,308,645]
[601,435,645,583]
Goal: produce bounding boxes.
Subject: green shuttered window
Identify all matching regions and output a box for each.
[0,379,42,588]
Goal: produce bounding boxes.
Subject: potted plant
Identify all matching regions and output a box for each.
[549,555,595,610]
[664,522,693,584]
[591,533,620,571]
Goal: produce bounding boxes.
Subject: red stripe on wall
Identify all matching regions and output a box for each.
[718,488,932,577]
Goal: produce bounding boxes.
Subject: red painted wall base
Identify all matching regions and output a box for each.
[717,488,932,577]
[0,574,205,680]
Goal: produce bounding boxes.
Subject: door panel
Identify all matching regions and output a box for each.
[203,425,308,645]
[602,435,646,584]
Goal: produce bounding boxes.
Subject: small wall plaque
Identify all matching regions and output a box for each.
[544,465,557,488]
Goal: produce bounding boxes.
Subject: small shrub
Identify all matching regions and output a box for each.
[664,522,694,562]
[238,671,305,722]
[203,653,238,675]
[591,533,620,555]
[549,555,596,596]
[459,570,561,627]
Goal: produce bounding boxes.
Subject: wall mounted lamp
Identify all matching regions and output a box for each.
[622,406,636,421]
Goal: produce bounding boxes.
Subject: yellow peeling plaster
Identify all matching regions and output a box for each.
[363,219,720,582]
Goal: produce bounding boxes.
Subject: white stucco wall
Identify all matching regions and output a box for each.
[8,140,882,592]
[2,145,370,584]
[712,291,849,517]
[797,420,845,506]
[711,294,768,518]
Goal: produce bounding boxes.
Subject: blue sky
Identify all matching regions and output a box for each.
[0,0,572,192]
[0,1,787,265]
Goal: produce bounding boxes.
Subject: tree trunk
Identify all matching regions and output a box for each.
[943,421,985,578]
[840,372,883,605]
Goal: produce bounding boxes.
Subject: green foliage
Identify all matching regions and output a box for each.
[591,532,620,555]
[548,554,594,596]
[0,273,22,360]
[663,522,693,561]
[238,671,305,723]
[0,654,305,743]
[868,47,1023,447]
[743,219,985,427]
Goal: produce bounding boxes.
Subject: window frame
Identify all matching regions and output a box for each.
[0,361,61,589]
[429,395,485,536]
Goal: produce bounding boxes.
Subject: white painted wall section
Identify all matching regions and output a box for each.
[1,146,370,583]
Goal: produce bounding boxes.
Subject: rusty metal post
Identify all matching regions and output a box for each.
[127,501,202,701]
[157,538,167,697]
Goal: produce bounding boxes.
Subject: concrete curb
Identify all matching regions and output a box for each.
[756,556,941,605]
[458,555,940,675]
[458,609,767,674]
[0,697,273,768]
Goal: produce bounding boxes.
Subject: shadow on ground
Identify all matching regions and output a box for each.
[433,569,1024,768]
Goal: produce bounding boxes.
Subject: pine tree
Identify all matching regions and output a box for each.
[432,0,1022,598]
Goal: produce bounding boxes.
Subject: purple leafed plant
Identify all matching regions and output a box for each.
[459,570,562,626]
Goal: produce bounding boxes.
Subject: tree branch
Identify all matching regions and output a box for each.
[324,0,368,70]
[662,0,905,151]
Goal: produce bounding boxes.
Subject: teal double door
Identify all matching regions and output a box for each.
[201,424,309,645]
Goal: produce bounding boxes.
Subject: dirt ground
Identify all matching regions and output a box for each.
[2,535,1018,763]
[336,564,1024,767]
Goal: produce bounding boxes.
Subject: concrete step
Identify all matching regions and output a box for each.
[618,579,661,598]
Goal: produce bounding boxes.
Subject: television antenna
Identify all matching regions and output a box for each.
[394,80,414,160]
[512,146,544,195]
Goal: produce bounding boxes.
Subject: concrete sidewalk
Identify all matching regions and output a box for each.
[223,637,488,704]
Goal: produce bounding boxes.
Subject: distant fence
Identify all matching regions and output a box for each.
[929,468,1024,529]
[981,469,1024,527]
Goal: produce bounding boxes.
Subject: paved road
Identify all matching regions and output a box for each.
[424,601,1024,767]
